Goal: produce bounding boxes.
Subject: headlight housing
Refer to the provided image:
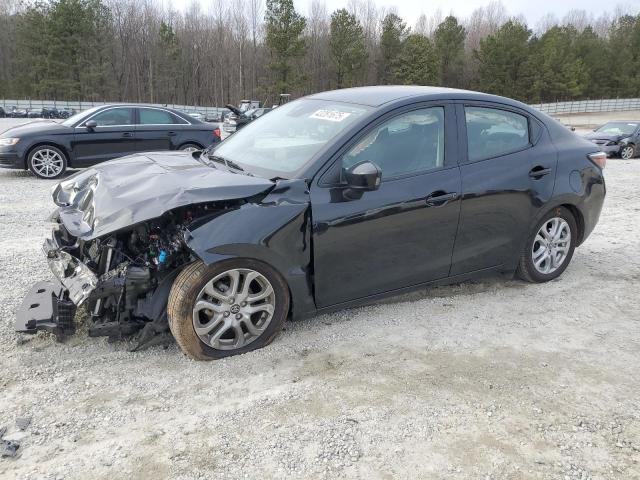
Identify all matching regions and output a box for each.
[0,138,19,146]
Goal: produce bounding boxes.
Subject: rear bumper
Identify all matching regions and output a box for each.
[15,280,77,336]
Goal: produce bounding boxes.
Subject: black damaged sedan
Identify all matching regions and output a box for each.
[16,87,606,360]
[0,104,220,179]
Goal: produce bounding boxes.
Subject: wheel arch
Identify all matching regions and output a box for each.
[178,141,204,150]
[182,179,315,319]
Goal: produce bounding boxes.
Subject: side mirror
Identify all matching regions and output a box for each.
[85,120,97,130]
[344,161,382,191]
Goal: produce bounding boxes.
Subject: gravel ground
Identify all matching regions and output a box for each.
[0,156,639,479]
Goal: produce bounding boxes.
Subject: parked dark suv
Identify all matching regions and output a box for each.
[0,104,221,178]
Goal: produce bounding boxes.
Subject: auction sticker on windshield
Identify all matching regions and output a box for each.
[310,109,352,122]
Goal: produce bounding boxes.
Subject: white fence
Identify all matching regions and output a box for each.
[4,97,640,116]
[531,98,640,115]
[0,99,228,117]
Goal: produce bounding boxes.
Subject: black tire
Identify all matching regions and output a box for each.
[178,143,202,152]
[620,144,635,160]
[517,206,577,283]
[27,145,67,179]
[167,259,290,360]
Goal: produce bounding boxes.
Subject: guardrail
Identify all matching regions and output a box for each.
[531,98,640,115]
[0,99,228,117]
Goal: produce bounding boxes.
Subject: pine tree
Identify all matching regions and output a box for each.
[379,13,408,84]
[264,0,307,94]
[476,20,532,100]
[434,16,466,87]
[329,9,367,88]
[394,34,439,85]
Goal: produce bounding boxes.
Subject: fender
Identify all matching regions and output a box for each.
[183,179,316,319]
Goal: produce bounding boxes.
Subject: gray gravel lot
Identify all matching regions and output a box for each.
[0,127,639,479]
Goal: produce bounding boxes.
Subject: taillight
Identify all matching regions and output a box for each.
[214,128,221,139]
[588,152,606,169]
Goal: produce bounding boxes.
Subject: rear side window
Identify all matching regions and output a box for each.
[139,108,185,125]
[465,106,530,162]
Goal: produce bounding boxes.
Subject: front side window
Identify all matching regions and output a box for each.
[465,106,529,162]
[342,107,445,179]
[212,99,371,177]
[139,108,183,125]
[90,108,134,126]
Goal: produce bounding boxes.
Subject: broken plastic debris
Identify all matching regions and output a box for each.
[16,417,31,431]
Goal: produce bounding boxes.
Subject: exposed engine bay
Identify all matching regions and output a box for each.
[18,201,242,347]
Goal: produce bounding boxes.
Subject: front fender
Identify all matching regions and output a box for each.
[184,179,315,318]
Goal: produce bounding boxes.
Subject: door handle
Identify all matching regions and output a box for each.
[121,132,133,138]
[529,166,551,179]
[425,191,458,207]
[167,131,177,137]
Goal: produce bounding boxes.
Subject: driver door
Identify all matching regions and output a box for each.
[72,107,137,165]
[310,104,462,307]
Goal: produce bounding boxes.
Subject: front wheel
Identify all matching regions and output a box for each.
[517,207,577,283]
[27,145,67,179]
[620,144,635,160]
[167,259,290,360]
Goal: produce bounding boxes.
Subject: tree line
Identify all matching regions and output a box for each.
[0,0,639,107]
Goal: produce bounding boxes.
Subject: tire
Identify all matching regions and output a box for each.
[620,144,635,160]
[27,145,67,179]
[517,206,577,283]
[167,259,290,360]
[178,143,202,152]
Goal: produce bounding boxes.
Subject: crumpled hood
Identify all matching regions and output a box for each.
[584,132,625,142]
[52,151,274,239]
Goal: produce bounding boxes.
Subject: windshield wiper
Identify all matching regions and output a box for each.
[207,154,251,174]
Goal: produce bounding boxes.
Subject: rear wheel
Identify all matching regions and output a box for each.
[167,259,289,360]
[27,145,67,179]
[178,143,202,152]
[517,207,577,283]
[620,144,635,160]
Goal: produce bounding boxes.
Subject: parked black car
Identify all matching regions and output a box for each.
[0,104,221,178]
[0,106,5,118]
[584,121,639,159]
[16,86,606,360]
[7,106,27,118]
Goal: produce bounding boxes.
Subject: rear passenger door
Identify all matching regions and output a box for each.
[450,103,556,275]
[135,107,188,152]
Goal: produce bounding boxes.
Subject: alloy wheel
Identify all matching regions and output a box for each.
[31,149,64,178]
[192,268,276,350]
[621,145,634,160]
[531,217,571,275]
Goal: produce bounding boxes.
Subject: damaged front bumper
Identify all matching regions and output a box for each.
[15,280,77,336]
[43,236,97,305]
[15,231,98,337]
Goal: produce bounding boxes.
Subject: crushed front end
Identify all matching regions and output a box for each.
[16,209,199,341]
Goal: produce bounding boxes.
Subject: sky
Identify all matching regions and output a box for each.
[292,0,640,26]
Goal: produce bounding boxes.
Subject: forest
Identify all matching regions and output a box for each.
[0,0,639,107]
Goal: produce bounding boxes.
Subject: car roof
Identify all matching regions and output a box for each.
[307,85,528,109]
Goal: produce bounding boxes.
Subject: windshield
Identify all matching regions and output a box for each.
[61,106,102,127]
[596,122,638,136]
[211,99,371,177]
